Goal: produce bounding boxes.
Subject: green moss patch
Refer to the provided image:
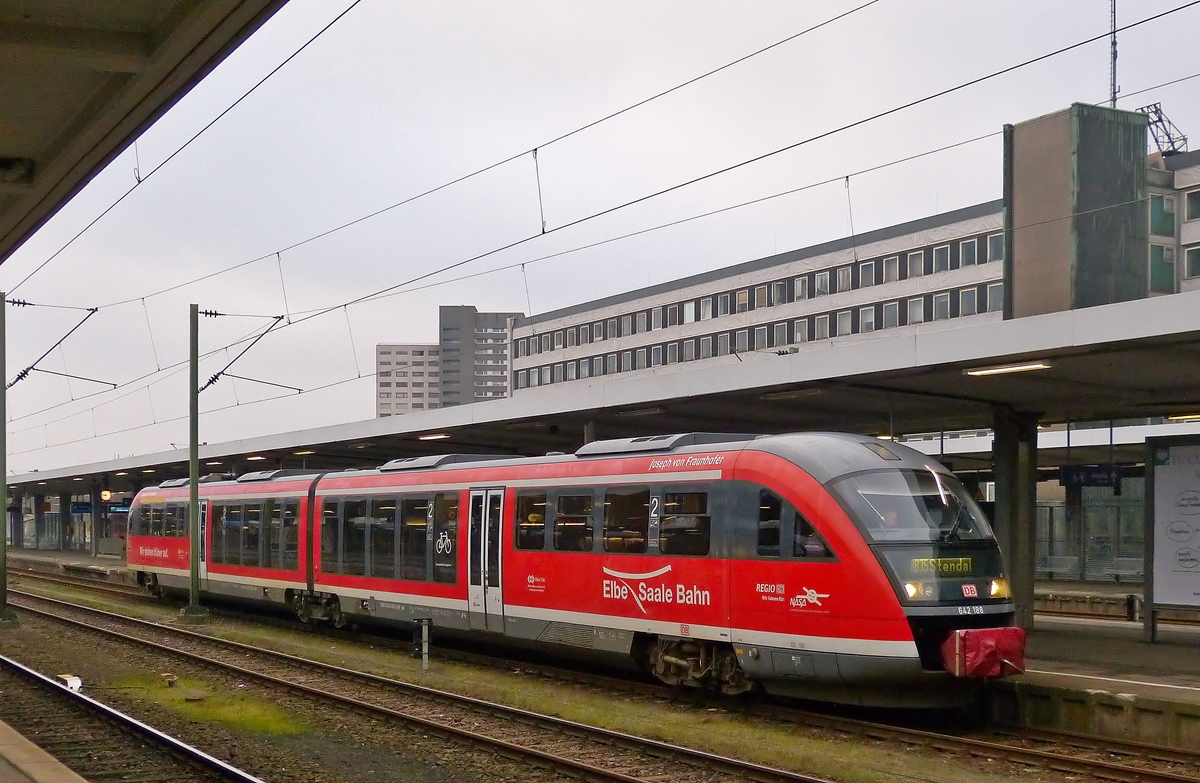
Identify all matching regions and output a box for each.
[114,674,307,736]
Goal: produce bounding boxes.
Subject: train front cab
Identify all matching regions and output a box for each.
[738,436,1022,708]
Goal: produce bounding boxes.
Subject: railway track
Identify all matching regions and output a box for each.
[13,577,1200,782]
[8,591,835,783]
[0,650,264,783]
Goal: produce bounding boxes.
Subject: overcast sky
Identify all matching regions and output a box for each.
[3,0,1198,474]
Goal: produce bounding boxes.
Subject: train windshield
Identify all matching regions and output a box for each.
[831,469,994,543]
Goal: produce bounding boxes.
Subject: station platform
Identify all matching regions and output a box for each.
[0,721,87,783]
[3,550,130,585]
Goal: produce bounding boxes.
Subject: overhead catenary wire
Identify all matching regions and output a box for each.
[6,0,368,295]
[6,308,99,388]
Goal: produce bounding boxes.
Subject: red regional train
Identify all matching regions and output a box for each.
[127,432,1024,707]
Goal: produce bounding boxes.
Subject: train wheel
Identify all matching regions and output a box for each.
[648,637,752,694]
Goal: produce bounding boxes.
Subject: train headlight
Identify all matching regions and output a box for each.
[989,578,1011,599]
[903,582,934,600]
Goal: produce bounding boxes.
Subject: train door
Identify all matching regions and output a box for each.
[198,500,209,590]
[467,488,505,633]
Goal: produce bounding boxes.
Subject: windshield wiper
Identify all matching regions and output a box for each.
[942,503,970,542]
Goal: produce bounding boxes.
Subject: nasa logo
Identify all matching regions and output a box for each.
[961,584,979,598]
[789,587,829,609]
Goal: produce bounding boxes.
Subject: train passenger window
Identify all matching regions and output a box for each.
[342,499,368,576]
[322,499,339,572]
[209,505,226,564]
[554,494,594,552]
[603,488,648,554]
[660,492,710,556]
[399,498,428,581]
[177,504,189,539]
[244,502,263,567]
[149,505,164,537]
[266,500,282,568]
[758,491,782,557]
[515,491,547,550]
[162,505,178,537]
[282,500,300,570]
[370,498,396,579]
[225,505,244,564]
[432,493,459,584]
[793,513,834,559]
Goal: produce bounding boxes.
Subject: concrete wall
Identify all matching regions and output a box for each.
[1011,108,1074,317]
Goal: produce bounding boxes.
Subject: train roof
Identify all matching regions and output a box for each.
[138,431,948,495]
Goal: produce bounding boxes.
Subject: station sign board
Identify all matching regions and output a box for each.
[1060,464,1121,488]
[1145,437,1200,640]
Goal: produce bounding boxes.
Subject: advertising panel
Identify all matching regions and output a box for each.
[1151,442,1200,609]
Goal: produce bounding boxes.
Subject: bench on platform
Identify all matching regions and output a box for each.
[1037,555,1080,580]
[1104,556,1144,583]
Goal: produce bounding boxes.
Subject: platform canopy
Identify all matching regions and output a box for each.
[11,288,1200,496]
[0,0,288,264]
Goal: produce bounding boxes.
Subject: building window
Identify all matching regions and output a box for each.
[773,322,787,347]
[580,326,591,345]
[379,381,392,387]
[960,288,978,316]
[860,307,875,332]
[814,314,830,340]
[621,315,632,336]
[541,366,551,385]
[636,312,647,333]
[621,351,632,371]
[566,362,577,381]
[793,319,808,343]
[593,322,604,341]
[379,371,391,378]
[606,354,617,374]
[883,301,899,328]
[379,350,392,355]
[794,277,809,300]
[961,239,977,266]
[594,356,604,376]
[541,334,551,352]
[815,271,830,296]
[771,281,786,305]
[552,331,563,350]
[652,308,662,330]
[718,293,730,316]
[1187,246,1200,278]
[735,290,749,312]
[580,359,591,379]
[683,301,695,323]
[699,336,712,359]
[567,329,577,348]
[933,292,950,320]
[735,329,749,353]
[908,251,924,277]
[717,333,731,355]
[553,364,564,382]
[651,345,663,366]
[987,282,1004,312]
[859,261,875,287]
[1151,194,1176,237]
[684,339,697,361]
[934,245,950,273]
[635,348,647,369]
[667,343,678,363]
[836,266,852,293]
[909,297,925,324]
[518,338,528,357]
[836,310,852,336]
[700,298,712,320]
[668,305,679,326]
[1187,189,1200,221]
[883,256,899,282]
[754,285,768,308]
[517,370,527,388]
[1150,245,1176,294]
[607,318,617,338]
[987,233,1005,262]
[379,392,391,399]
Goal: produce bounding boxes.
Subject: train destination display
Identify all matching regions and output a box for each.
[1152,443,1200,609]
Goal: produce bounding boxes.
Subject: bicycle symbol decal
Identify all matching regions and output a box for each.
[435,530,453,555]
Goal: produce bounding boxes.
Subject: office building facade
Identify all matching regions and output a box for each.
[439,305,523,407]
[375,343,441,417]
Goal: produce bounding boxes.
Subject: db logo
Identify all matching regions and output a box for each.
[961,584,978,598]
[680,624,690,636]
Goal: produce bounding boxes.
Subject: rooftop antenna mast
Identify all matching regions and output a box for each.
[1109,0,1118,107]
[1137,103,1189,154]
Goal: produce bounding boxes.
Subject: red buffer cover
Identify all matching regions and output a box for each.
[940,627,1026,678]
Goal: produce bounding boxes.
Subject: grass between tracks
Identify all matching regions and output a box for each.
[18,581,1053,783]
[114,674,307,736]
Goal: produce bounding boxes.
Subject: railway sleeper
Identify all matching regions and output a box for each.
[648,637,752,695]
[290,590,348,628]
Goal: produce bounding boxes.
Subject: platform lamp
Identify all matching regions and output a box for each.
[0,294,19,627]
[179,304,209,624]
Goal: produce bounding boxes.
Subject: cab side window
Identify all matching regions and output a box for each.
[758,490,782,557]
[794,511,834,559]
